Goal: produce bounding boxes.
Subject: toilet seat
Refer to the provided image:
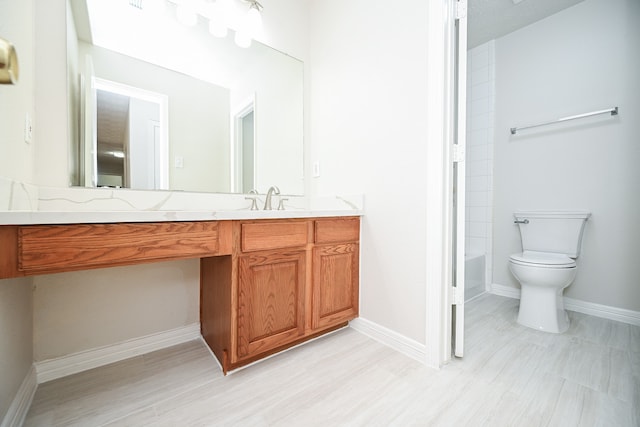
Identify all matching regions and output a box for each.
[509,251,576,268]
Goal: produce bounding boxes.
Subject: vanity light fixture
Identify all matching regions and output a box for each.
[234,0,262,48]
[0,37,19,84]
[176,0,198,26]
[207,0,233,38]
[166,0,264,48]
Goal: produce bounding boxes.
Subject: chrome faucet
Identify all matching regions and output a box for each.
[263,186,280,210]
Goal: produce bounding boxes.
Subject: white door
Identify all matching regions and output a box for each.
[452,0,468,358]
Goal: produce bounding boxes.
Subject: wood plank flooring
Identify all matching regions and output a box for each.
[24,294,639,426]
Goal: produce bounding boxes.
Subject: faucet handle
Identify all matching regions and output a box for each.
[245,195,259,210]
[277,198,288,210]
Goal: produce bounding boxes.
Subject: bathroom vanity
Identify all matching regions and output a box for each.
[0,215,360,373]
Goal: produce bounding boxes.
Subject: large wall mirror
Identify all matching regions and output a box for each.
[67,0,304,195]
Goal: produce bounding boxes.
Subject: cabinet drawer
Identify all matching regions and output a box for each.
[19,221,220,273]
[314,217,360,244]
[241,221,308,252]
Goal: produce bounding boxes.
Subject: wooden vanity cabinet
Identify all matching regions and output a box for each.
[0,216,359,375]
[312,218,360,330]
[233,219,310,366]
[201,217,360,374]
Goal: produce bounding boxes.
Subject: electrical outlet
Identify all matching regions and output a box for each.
[175,156,184,168]
[312,161,321,178]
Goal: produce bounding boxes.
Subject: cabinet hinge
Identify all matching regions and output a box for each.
[452,144,465,163]
[455,0,468,20]
[450,286,464,305]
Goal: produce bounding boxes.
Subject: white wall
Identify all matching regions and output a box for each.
[0,0,36,184]
[492,0,640,311]
[0,0,36,421]
[309,0,430,344]
[34,0,70,187]
[0,278,33,421]
[33,260,199,361]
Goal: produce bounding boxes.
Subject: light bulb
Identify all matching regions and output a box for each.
[246,6,262,35]
[234,2,262,48]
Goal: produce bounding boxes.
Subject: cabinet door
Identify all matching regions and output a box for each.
[312,243,359,330]
[237,250,306,361]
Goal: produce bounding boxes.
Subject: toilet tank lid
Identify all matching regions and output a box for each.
[514,211,591,219]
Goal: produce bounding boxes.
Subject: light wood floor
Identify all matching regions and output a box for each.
[24,294,640,426]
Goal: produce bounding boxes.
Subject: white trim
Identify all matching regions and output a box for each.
[349,318,426,364]
[490,283,640,326]
[1,365,37,427]
[0,365,38,427]
[490,283,521,299]
[424,0,456,370]
[564,297,640,326]
[35,324,201,384]
[453,0,469,359]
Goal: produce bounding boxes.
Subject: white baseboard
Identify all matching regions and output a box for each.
[489,283,521,299]
[490,283,640,326]
[1,365,37,427]
[563,297,640,326]
[35,323,201,384]
[349,318,426,364]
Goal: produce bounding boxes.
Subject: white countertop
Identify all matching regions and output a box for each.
[0,209,363,225]
[0,180,364,225]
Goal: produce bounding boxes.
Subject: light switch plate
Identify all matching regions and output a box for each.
[24,113,33,143]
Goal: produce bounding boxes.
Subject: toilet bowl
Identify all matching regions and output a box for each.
[509,211,590,333]
[509,251,577,333]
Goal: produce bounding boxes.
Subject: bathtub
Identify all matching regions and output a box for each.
[464,253,486,301]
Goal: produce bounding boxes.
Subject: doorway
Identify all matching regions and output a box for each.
[231,96,256,193]
[88,78,169,190]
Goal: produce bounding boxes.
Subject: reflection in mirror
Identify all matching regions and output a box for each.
[68,0,304,194]
[94,79,168,190]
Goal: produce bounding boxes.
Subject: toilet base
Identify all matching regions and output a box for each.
[517,284,569,333]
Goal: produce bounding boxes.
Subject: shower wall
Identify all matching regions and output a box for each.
[465,40,495,289]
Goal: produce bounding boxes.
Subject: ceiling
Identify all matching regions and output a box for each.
[468,0,585,48]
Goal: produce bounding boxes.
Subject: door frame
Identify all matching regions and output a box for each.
[231,94,257,193]
[424,0,461,368]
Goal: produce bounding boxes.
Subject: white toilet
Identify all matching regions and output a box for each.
[509,211,590,333]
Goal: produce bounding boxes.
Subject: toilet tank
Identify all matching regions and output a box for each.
[514,211,591,258]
